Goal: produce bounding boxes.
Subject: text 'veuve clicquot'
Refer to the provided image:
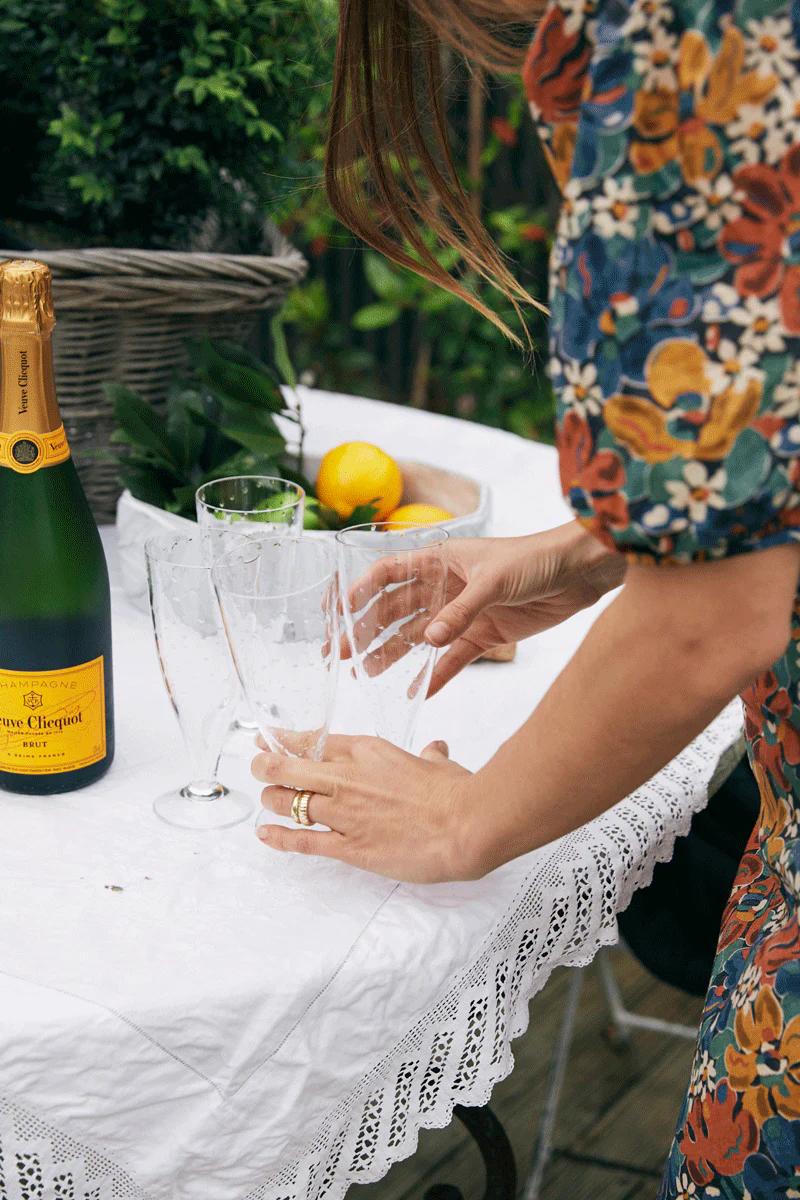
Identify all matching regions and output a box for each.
[0,259,114,794]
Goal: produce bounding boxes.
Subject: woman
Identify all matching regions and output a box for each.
[253,0,800,1193]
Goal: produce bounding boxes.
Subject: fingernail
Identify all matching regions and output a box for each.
[426,621,449,646]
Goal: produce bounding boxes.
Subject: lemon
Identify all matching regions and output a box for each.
[385,503,454,528]
[316,442,403,522]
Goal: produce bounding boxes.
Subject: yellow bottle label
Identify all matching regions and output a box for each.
[0,656,106,776]
[0,423,71,473]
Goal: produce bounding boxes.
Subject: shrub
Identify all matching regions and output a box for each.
[0,0,333,249]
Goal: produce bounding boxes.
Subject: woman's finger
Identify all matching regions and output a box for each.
[251,752,341,793]
[256,824,348,860]
[360,612,432,677]
[347,586,424,656]
[420,740,450,762]
[427,637,485,697]
[260,784,339,829]
[425,578,495,648]
[347,552,435,613]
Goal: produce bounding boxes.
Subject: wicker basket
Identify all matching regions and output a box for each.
[0,224,307,523]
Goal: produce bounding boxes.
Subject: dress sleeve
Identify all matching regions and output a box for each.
[543,0,800,564]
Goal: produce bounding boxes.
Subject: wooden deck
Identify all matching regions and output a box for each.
[355,948,703,1200]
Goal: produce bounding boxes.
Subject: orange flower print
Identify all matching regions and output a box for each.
[524,6,590,188]
[726,987,800,1122]
[630,28,776,182]
[720,144,800,333]
[604,340,761,463]
[678,1080,759,1185]
[558,411,629,544]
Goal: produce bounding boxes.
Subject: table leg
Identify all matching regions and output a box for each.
[424,1104,517,1200]
[522,966,585,1200]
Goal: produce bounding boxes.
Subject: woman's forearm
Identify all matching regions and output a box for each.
[464,545,800,876]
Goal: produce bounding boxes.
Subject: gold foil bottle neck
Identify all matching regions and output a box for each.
[0,260,56,334]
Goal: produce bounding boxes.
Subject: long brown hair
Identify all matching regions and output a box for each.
[325,0,546,341]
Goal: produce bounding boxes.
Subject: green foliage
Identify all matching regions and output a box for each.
[0,0,335,248]
[293,205,557,443]
[110,337,308,517]
[111,330,366,529]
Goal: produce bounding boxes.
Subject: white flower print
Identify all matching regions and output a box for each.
[641,503,689,532]
[625,0,671,38]
[592,177,640,238]
[557,0,599,37]
[704,339,760,396]
[765,896,790,935]
[684,175,743,231]
[776,846,800,899]
[745,15,800,81]
[652,198,694,233]
[665,462,728,524]
[774,361,800,418]
[559,179,591,240]
[731,962,763,1011]
[633,25,679,90]
[548,355,565,386]
[562,360,603,418]
[675,1172,697,1200]
[729,102,791,165]
[701,282,741,324]
[729,295,786,353]
[689,1050,717,1101]
[777,75,800,130]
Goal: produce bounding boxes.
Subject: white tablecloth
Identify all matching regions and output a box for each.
[0,391,742,1200]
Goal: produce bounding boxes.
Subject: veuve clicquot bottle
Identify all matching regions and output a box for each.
[0,259,114,793]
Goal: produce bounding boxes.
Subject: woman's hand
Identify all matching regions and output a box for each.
[349,521,625,696]
[252,736,486,883]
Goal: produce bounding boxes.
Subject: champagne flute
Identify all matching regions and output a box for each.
[335,524,449,750]
[212,538,340,825]
[145,533,252,831]
[196,476,305,730]
[195,476,305,552]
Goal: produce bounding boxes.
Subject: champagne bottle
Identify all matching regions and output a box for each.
[0,259,114,794]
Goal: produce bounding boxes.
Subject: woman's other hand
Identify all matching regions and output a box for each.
[345,521,625,696]
[253,736,485,883]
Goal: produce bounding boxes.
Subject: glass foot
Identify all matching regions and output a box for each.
[153,783,253,831]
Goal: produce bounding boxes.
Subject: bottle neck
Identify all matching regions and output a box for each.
[0,331,70,474]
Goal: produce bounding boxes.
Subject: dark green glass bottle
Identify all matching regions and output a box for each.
[0,259,114,794]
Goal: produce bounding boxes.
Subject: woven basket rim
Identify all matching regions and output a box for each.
[0,223,307,315]
[0,220,307,280]
[0,245,306,281]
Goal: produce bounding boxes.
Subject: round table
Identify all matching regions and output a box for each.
[0,391,742,1200]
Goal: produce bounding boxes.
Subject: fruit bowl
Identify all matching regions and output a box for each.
[304,454,491,538]
[116,458,491,610]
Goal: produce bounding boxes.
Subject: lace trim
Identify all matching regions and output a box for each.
[0,702,743,1200]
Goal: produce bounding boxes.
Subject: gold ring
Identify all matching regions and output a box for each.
[292,789,313,827]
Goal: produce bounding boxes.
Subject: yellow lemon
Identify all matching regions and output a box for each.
[316,442,403,521]
[385,503,454,528]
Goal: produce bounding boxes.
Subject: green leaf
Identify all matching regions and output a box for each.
[192,340,286,413]
[219,408,285,456]
[118,462,177,509]
[168,483,202,517]
[363,253,407,303]
[107,383,180,471]
[166,400,205,474]
[352,303,401,332]
[270,311,298,389]
[343,501,380,527]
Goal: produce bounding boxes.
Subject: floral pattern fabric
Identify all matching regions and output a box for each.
[525,0,800,1194]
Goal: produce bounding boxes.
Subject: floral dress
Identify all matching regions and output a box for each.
[524,0,800,1194]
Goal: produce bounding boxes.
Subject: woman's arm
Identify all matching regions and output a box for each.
[466,543,800,875]
[253,542,799,883]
